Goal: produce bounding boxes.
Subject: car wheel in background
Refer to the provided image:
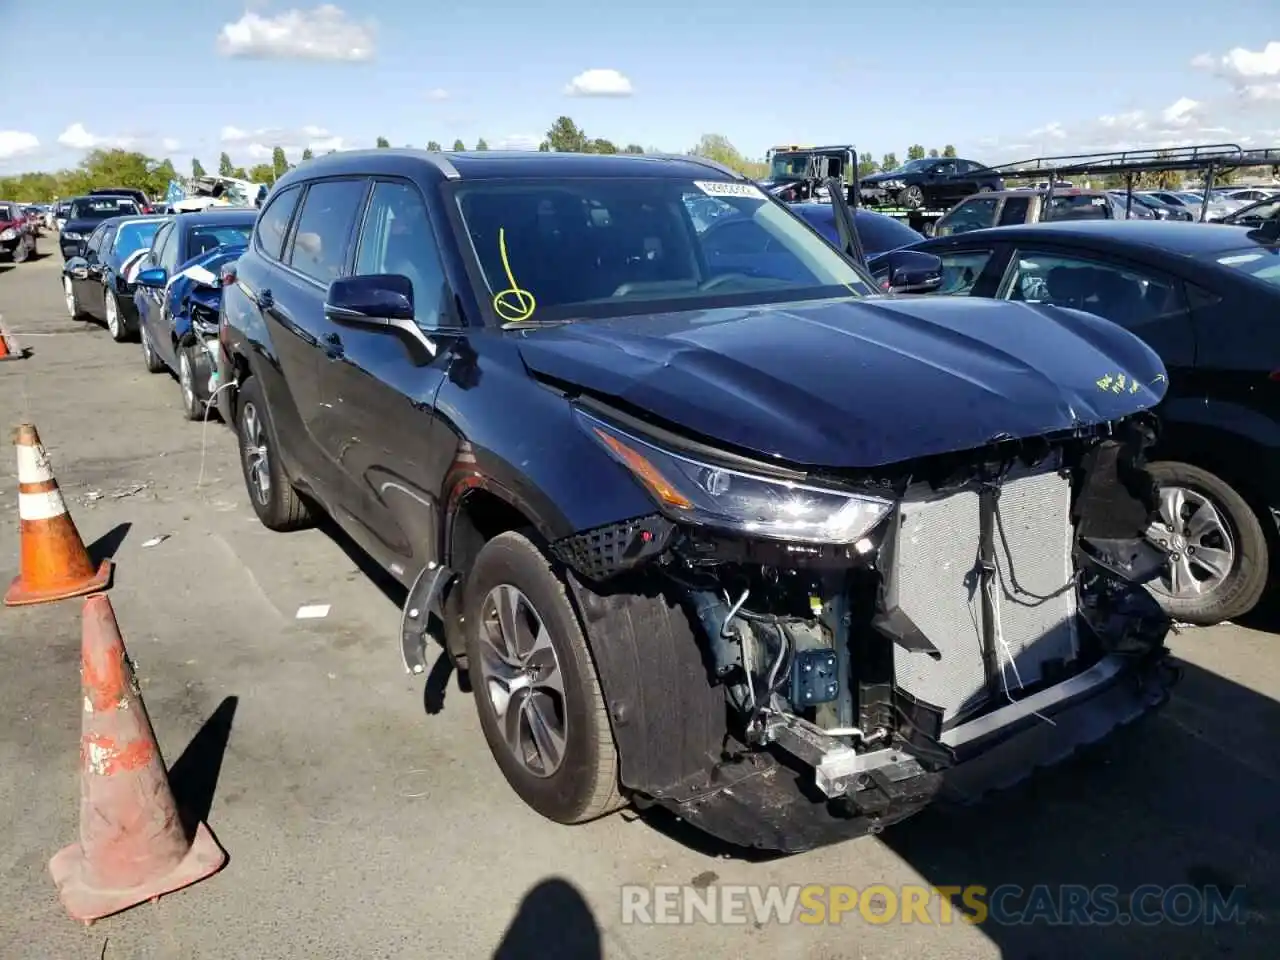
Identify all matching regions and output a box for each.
[139,322,166,373]
[234,376,313,531]
[177,345,203,421]
[464,531,626,825]
[63,278,86,320]
[104,289,127,342]
[1143,461,1269,625]
[901,186,926,210]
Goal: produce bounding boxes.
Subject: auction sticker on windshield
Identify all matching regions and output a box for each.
[695,181,766,200]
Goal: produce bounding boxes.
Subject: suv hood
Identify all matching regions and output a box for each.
[516,297,1167,469]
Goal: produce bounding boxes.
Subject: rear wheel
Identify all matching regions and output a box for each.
[1143,461,1269,624]
[464,531,625,824]
[235,376,312,531]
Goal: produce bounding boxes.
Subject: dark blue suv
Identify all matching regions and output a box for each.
[217,149,1179,853]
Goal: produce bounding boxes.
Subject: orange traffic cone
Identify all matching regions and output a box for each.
[49,594,227,923]
[4,424,112,606]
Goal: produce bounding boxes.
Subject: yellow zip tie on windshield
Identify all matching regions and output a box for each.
[492,227,537,322]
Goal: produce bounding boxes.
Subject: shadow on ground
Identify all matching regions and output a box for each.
[492,877,602,960]
[168,695,239,847]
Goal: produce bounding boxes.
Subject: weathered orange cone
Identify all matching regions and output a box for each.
[4,424,112,606]
[49,594,227,923]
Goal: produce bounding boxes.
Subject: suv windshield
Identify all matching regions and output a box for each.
[69,197,139,220]
[452,177,874,321]
[1211,247,1280,289]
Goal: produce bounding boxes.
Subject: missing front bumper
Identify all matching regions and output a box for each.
[657,652,1176,854]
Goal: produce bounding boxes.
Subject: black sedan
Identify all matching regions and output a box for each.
[58,195,142,260]
[905,218,1280,624]
[859,157,1004,210]
[61,214,170,341]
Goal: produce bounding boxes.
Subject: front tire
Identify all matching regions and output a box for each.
[1144,461,1269,624]
[104,288,127,342]
[177,345,203,421]
[464,531,625,824]
[235,376,312,531]
[139,322,166,373]
[900,185,925,210]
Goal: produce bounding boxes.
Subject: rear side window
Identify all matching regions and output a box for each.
[997,196,1030,226]
[287,179,368,284]
[255,185,302,261]
[935,197,999,237]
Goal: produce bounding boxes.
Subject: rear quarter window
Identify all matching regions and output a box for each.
[255,185,303,261]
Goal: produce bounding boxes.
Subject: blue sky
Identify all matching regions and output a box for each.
[1,0,1278,174]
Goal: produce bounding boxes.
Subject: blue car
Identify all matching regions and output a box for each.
[132,209,256,418]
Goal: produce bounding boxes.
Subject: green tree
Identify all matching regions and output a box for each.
[689,134,767,178]
[584,138,618,154]
[543,116,588,153]
[475,138,489,150]
[942,144,957,158]
[272,146,289,180]
[907,144,926,161]
[623,143,644,154]
[218,152,234,177]
[191,158,206,178]
[881,152,899,171]
[376,136,391,148]
[426,141,442,151]
[857,152,879,176]
[452,139,466,151]
[248,163,276,184]
[301,147,314,161]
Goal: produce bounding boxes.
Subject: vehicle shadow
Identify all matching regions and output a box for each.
[880,658,1276,959]
[491,876,602,960]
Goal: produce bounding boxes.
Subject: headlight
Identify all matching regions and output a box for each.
[0,228,14,242]
[881,180,906,190]
[577,410,893,544]
[62,231,82,240]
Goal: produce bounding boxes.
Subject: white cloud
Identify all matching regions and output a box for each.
[1028,121,1067,140]
[425,88,449,101]
[57,123,135,150]
[492,134,541,151]
[564,69,633,97]
[0,130,39,160]
[1160,97,1201,125]
[216,4,375,61]
[221,124,346,161]
[162,137,182,152]
[1192,40,1280,102]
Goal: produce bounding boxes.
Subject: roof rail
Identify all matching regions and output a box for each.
[981,143,1276,179]
[658,153,748,180]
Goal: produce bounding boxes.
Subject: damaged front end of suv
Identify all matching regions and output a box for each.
[543,378,1177,854]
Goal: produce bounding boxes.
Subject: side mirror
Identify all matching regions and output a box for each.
[325,274,415,325]
[324,274,440,366]
[136,267,167,288]
[867,249,944,294]
[64,256,89,281]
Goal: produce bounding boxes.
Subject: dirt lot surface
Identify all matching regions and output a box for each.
[0,251,1276,959]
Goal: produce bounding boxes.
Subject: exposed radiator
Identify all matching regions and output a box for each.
[888,458,1079,724]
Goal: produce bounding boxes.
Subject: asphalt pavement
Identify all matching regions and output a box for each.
[0,249,1276,960]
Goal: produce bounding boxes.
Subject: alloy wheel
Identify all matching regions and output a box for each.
[179,350,195,412]
[1145,485,1236,599]
[475,584,568,779]
[105,292,120,338]
[241,401,272,506]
